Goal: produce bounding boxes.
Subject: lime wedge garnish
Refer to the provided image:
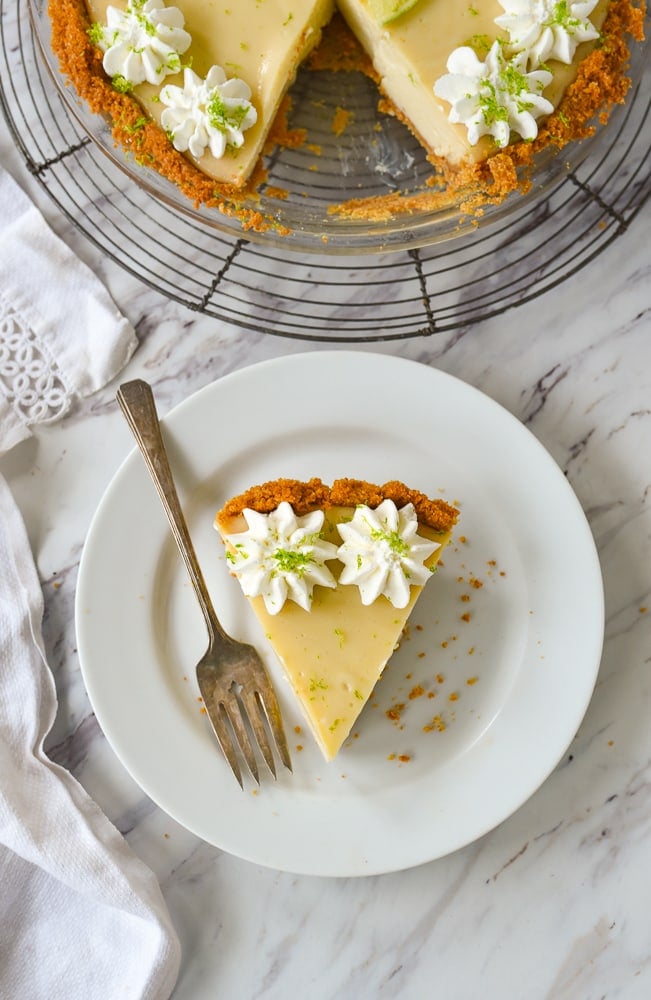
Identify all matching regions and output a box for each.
[368,0,421,25]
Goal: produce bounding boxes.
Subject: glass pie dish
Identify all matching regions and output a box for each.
[27,0,648,255]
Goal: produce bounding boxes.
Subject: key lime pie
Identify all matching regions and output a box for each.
[214,478,459,760]
[50,0,644,227]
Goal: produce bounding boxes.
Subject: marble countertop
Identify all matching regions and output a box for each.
[2,91,651,998]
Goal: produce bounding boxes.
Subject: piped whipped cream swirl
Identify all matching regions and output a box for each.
[160,66,258,160]
[434,42,553,147]
[223,502,338,616]
[92,0,191,86]
[495,0,600,68]
[336,500,440,609]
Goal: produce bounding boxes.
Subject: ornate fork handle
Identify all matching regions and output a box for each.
[116,379,227,651]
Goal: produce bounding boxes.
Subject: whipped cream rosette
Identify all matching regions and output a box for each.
[496,0,601,68]
[93,0,191,87]
[434,42,554,147]
[335,500,441,609]
[160,66,258,160]
[223,502,338,616]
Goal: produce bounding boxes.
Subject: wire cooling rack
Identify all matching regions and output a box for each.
[1,0,649,341]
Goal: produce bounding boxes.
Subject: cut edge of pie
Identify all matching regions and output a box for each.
[215,477,459,761]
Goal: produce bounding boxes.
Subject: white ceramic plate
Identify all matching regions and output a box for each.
[76,352,604,876]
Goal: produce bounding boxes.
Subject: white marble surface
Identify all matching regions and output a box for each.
[2,97,651,998]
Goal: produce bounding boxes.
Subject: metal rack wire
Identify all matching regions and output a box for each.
[1,0,648,342]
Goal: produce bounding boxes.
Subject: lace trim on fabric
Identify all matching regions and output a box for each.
[0,303,70,427]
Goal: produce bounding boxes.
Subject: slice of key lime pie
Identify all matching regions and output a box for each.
[337,0,612,166]
[215,478,459,760]
[82,0,335,187]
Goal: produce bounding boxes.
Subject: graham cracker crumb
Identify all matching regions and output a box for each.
[216,477,459,532]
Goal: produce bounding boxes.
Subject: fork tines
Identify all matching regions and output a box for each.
[201,679,292,788]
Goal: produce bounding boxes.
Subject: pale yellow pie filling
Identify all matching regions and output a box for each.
[216,504,452,760]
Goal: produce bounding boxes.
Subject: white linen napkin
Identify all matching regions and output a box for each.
[0,166,137,450]
[0,165,181,999]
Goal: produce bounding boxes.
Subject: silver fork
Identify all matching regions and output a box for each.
[116,379,292,788]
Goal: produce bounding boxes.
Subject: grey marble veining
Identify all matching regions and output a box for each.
[1,97,651,999]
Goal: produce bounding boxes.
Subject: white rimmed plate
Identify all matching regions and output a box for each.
[76,352,603,876]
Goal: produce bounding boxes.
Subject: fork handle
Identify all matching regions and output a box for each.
[116,379,228,647]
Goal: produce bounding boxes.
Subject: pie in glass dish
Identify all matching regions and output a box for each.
[48,0,645,232]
